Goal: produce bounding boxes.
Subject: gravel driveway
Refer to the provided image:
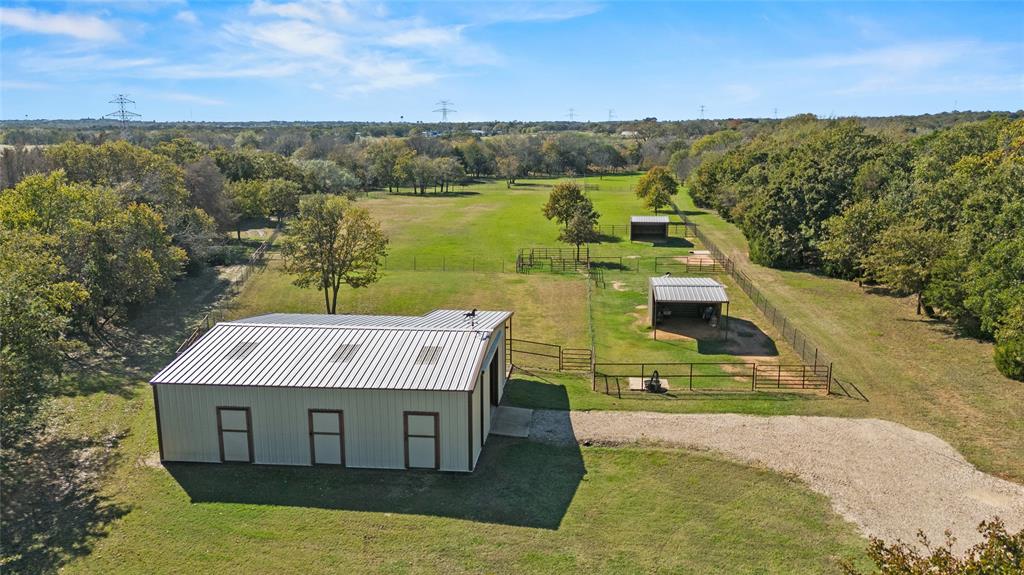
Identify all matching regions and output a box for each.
[530,410,1024,552]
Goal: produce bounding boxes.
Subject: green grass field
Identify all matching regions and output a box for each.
[43,174,886,574]
[673,189,1024,482]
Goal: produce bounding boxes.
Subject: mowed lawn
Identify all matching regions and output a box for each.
[50,176,880,574]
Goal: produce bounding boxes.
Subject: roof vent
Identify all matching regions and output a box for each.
[330,343,361,363]
[225,341,259,360]
[414,345,444,365]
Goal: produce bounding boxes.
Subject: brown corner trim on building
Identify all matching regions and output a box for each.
[466,392,473,472]
[308,409,345,466]
[152,385,165,462]
[478,373,485,447]
[216,406,254,463]
[403,411,440,470]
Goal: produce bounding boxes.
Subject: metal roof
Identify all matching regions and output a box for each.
[151,310,512,392]
[232,309,510,331]
[649,276,729,303]
[630,215,670,224]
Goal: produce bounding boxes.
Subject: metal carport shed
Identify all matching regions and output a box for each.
[648,276,730,335]
[630,215,670,241]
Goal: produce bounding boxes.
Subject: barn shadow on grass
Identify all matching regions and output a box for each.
[655,317,780,357]
[165,436,584,530]
[167,374,582,530]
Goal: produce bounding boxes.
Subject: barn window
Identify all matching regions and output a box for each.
[330,343,361,363]
[414,345,444,365]
[224,341,259,360]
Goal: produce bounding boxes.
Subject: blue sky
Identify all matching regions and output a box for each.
[1,1,1022,121]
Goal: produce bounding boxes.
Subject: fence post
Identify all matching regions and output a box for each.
[442,256,446,272]
[802,364,806,389]
[777,364,782,388]
[689,363,694,391]
[751,363,756,390]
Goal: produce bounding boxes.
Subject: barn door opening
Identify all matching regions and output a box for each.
[217,407,253,463]
[404,412,439,470]
[489,352,500,406]
[308,409,344,465]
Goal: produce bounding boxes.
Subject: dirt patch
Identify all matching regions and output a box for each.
[532,411,1024,553]
[139,452,163,468]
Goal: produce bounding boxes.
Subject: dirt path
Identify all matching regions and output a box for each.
[530,410,1024,552]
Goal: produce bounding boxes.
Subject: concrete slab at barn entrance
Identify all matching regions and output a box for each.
[490,406,533,438]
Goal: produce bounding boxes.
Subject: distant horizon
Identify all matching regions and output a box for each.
[2,1,1021,122]
[3,109,1021,125]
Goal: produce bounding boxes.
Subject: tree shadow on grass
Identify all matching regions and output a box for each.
[1,430,130,575]
[60,266,239,398]
[165,436,584,530]
[388,191,481,197]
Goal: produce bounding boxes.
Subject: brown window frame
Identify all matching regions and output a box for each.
[308,409,345,466]
[216,406,254,463]
[403,411,440,470]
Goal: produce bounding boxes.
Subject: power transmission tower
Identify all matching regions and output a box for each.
[699,104,706,119]
[105,94,140,139]
[433,100,456,123]
[567,108,576,122]
[607,109,616,122]
[773,107,778,119]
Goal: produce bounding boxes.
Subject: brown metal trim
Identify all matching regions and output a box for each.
[216,406,253,463]
[307,409,345,466]
[489,353,500,406]
[152,385,165,462]
[466,392,473,471]
[403,411,440,470]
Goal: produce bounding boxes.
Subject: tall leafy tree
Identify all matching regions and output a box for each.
[862,221,948,315]
[634,166,679,213]
[542,180,589,228]
[560,202,600,261]
[281,195,388,314]
[263,178,301,222]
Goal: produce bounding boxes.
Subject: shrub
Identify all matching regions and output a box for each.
[994,333,1024,382]
[842,518,1023,574]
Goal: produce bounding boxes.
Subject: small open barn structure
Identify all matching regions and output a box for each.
[150,309,512,472]
[630,215,670,241]
[649,276,730,331]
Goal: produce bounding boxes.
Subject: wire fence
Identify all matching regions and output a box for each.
[672,203,865,400]
[382,254,513,273]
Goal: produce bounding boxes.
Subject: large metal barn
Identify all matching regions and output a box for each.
[150,309,512,472]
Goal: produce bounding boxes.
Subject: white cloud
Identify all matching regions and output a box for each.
[227,19,344,57]
[249,0,351,23]
[162,92,224,105]
[475,2,603,24]
[798,41,995,72]
[382,26,463,48]
[0,7,121,41]
[175,10,198,25]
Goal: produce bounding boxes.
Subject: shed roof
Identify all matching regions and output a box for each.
[649,276,729,304]
[630,215,670,224]
[151,310,511,392]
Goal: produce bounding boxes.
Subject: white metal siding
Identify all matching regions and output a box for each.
[156,384,471,471]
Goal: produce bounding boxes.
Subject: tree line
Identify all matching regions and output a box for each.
[680,114,1024,380]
